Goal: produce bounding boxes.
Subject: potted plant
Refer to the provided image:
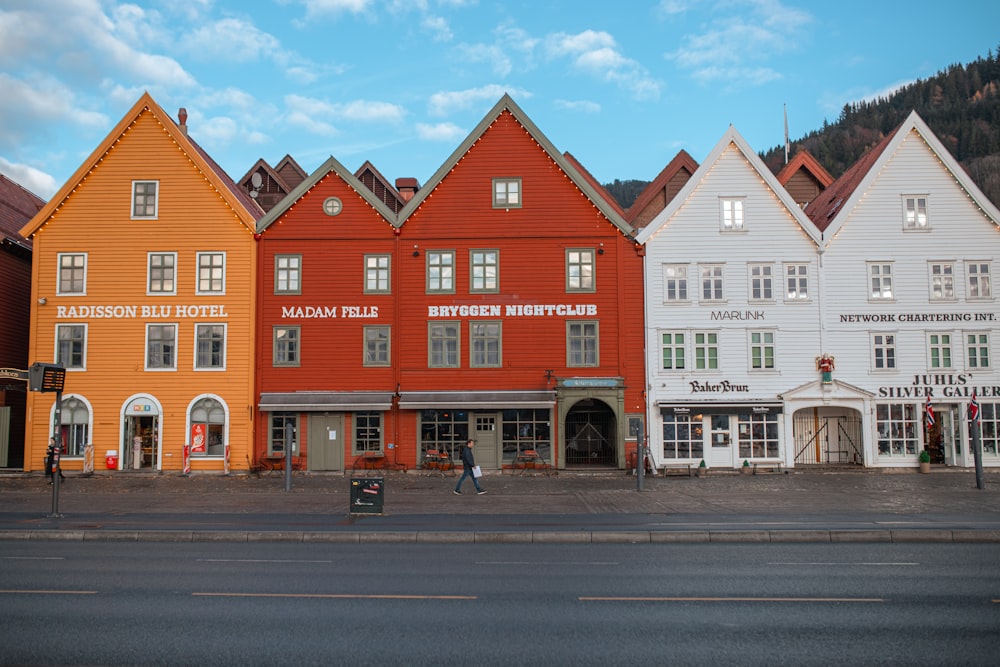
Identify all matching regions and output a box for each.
[741,459,751,475]
[696,459,707,477]
[918,449,931,474]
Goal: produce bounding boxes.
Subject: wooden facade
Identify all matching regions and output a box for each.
[19,93,261,473]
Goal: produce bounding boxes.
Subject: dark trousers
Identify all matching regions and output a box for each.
[455,467,482,492]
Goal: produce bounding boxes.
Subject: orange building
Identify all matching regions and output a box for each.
[20,93,262,473]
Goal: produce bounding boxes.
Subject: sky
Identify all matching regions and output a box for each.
[1,0,999,202]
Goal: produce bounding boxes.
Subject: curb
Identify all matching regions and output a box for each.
[2,529,999,544]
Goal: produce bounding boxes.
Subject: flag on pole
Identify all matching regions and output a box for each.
[925,396,935,427]
[969,391,980,424]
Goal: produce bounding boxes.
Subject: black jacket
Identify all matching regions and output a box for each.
[460,445,476,470]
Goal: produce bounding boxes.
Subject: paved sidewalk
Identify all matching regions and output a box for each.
[1,468,998,543]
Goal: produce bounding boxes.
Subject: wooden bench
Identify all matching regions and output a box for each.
[752,460,784,474]
[656,462,693,477]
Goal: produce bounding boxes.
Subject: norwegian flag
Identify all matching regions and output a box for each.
[969,391,981,424]
[925,396,935,427]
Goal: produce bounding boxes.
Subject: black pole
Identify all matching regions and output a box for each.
[48,389,63,517]
[972,417,985,490]
[284,421,293,492]
[636,421,645,492]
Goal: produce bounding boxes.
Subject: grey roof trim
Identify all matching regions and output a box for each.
[398,390,556,410]
[258,392,394,412]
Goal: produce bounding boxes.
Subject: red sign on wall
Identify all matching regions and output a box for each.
[190,423,206,453]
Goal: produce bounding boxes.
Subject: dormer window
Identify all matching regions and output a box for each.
[721,198,744,231]
[493,178,521,208]
[132,181,159,219]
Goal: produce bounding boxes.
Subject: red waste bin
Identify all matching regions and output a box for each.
[105,450,118,470]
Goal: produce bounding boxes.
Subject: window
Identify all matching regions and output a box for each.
[566,249,595,292]
[189,396,226,457]
[275,255,301,294]
[662,413,703,460]
[426,251,455,293]
[354,411,383,453]
[978,403,999,456]
[365,255,390,294]
[876,403,918,457]
[132,180,158,218]
[567,321,599,367]
[364,326,390,367]
[420,409,469,461]
[928,333,952,369]
[785,264,809,301]
[967,262,992,299]
[694,331,719,370]
[493,178,521,208]
[749,331,775,370]
[429,322,459,368]
[700,265,724,301]
[967,333,990,369]
[903,196,928,229]
[145,324,176,370]
[501,409,551,465]
[273,326,300,367]
[873,333,897,370]
[749,264,773,301]
[737,412,779,458]
[868,263,893,300]
[58,396,90,457]
[197,252,225,294]
[57,253,86,295]
[195,324,226,370]
[661,332,685,370]
[470,250,499,293]
[663,265,688,302]
[721,198,745,230]
[929,262,955,300]
[147,253,176,295]
[470,321,501,368]
[55,324,86,369]
[269,413,297,457]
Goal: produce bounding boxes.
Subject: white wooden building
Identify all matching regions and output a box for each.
[803,111,1000,470]
[636,127,824,471]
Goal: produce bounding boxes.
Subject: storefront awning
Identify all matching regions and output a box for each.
[259,392,394,412]
[397,390,556,410]
[658,402,784,415]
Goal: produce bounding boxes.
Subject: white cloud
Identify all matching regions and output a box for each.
[179,18,282,63]
[422,15,452,42]
[296,0,374,20]
[0,156,58,200]
[554,99,601,114]
[545,30,661,100]
[0,74,107,149]
[332,101,407,123]
[416,122,465,142]
[456,43,512,77]
[428,85,531,117]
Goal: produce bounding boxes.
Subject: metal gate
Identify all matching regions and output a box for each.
[565,400,616,466]
[793,411,863,465]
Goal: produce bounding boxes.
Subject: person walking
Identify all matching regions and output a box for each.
[454,439,486,495]
[45,437,65,484]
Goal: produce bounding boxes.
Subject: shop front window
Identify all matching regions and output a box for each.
[501,409,551,463]
[876,403,918,456]
[420,410,469,461]
[190,396,226,457]
[662,413,702,459]
[737,412,779,458]
[269,413,297,457]
[58,396,90,457]
[976,402,998,456]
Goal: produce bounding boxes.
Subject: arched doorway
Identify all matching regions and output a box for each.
[564,399,617,467]
[792,407,863,465]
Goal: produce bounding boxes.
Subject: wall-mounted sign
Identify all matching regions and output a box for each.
[839,311,995,323]
[56,305,229,319]
[562,378,619,388]
[429,304,598,318]
[281,305,379,319]
[689,380,749,393]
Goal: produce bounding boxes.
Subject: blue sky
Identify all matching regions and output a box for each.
[1,0,998,201]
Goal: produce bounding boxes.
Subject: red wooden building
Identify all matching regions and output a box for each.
[255,95,646,472]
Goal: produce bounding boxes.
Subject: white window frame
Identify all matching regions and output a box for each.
[196,252,226,295]
[663,264,688,303]
[872,333,897,371]
[928,262,955,301]
[55,323,87,370]
[275,255,302,295]
[470,249,499,293]
[566,248,595,293]
[147,252,177,296]
[967,261,992,300]
[693,331,719,371]
[194,323,227,371]
[868,262,894,301]
[749,264,773,302]
[364,254,390,294]
[902,195,929,230]
[784,263,809,301]
[57,252,87,296]
[492,178,521,208]
[145,323,177,371]
[131,180,159,219]
[699,264,724,302]
[426,251,455,294]
[660,331,686,371]
[966,332,990,370]
[927,332,953,370]
[720,198,745,231]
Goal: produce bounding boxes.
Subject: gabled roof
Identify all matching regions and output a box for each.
[804,110,1000,239]
[775,149,834,189]
[237,158,294,197]
[274,155,307,190]
[562,152,625,218]
[635,126,822,246]
[20,92,263,239]
[625,150,699,226]
[397,94,634,238]
[0,173,44,251]
[355,160,407,213]
[256,153,400,234]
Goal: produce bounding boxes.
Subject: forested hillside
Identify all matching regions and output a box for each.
[605,47,1000,209]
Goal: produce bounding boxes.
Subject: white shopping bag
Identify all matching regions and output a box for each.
[472,465,482,478]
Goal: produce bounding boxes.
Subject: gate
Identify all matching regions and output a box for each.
[794,411,863,465]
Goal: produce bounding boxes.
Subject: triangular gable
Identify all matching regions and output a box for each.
[274,155,307,191]
[0,173,44,250]
[20,92,262,239]
[625,150,698,228]
[562,152,626,218]
[635,126,822,246]
[775,149,834,190]
[355,160,407,213]
[238,158,293,194]
[779,378,875,401]
[806,111,1000,240]
[397,94,634,238]
[256,153,399,234]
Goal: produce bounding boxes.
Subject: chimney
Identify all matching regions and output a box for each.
[395,177,420,202]
[178,108,188,136]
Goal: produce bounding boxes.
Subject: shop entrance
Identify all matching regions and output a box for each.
[308,413,343,471]
[926,404,961,465]
[124,415,158,470]
[565,399,616,466]
[474,414,499,469]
